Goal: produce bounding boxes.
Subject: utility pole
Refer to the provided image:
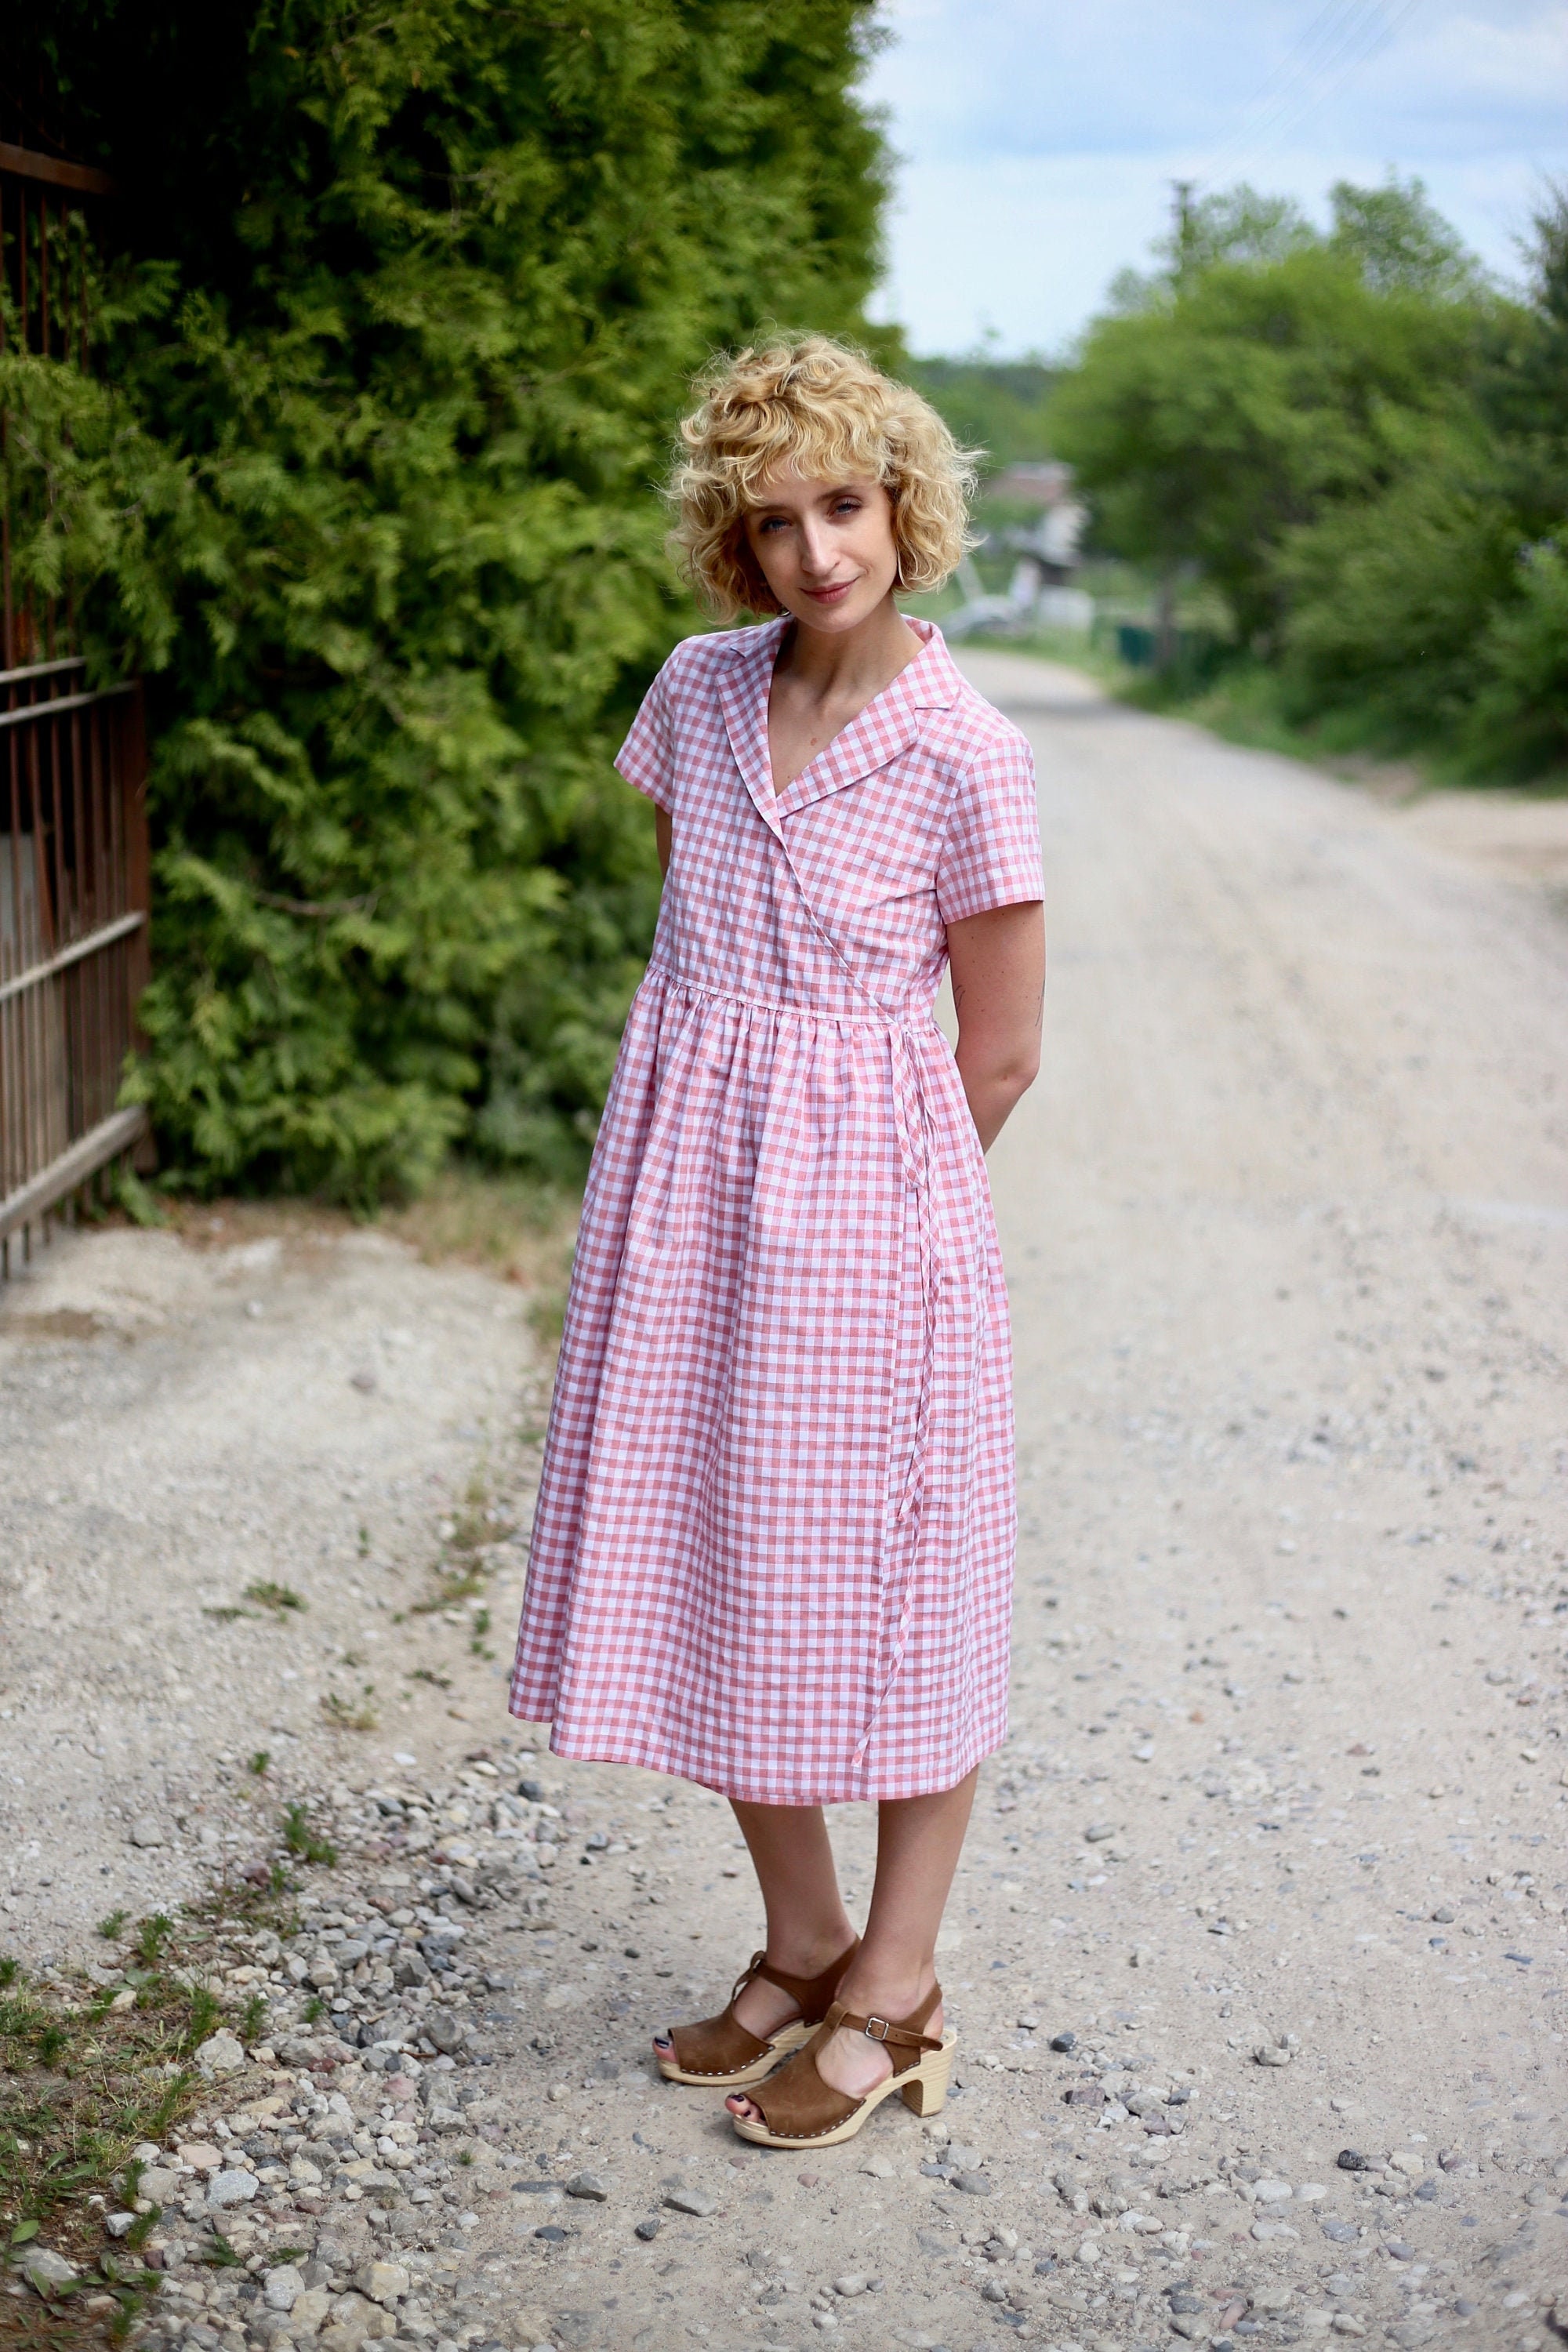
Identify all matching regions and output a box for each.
[1171,179,1197,281]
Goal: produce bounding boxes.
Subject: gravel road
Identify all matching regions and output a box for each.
[3,651,1566,2352]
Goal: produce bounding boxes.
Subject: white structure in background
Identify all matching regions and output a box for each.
[945,459,1094,641]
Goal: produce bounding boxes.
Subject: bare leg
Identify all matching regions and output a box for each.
[652,1800,856,2055]
[727,1766,978,2122]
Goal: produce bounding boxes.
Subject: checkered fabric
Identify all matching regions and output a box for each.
[509,618,1044,1802]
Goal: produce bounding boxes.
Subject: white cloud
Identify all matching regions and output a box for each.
[862,0,1568,350]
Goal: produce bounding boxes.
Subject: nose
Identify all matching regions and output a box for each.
[797,513,838,576]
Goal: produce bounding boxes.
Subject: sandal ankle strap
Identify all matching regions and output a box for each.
[733,1940,858,2014]
[821,1996,944,2056]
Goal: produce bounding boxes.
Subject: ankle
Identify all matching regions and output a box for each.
[766,1922,856,1979]
[835,1958,937,2023]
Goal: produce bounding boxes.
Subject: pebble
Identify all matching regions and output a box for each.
[860,2154,895,2178]
[1255,2044,1292,2067]
[1050,2030,1077,2052]
[206,2169,259,2209]
[16,2248,78,2292]
[193,2030,247,2077]
[103,2213,136,2238]
[953,2169,993,2196]
[129,1817,164,1848]
[664,2187,717,2216]
[633,2217,660,2241]
[358,2262,409,2306]
[263,2268,302,2311]
[1337,2150,1370,2171]
[565,2172,609,2201]
[833,2274,869,2296]
[1252,2179,1293,2204]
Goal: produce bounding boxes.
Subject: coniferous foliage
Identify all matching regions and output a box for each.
[4,1,891,1198]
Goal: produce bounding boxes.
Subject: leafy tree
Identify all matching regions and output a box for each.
[1050,217,1483,646]
[1327,175,1483,299]
[5,0,892,1198]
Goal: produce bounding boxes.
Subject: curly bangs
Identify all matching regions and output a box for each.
[669,335,980,620]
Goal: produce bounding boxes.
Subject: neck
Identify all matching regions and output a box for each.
[777,593,920,695]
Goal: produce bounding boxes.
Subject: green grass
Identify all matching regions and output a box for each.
[320,1690,379,1733]
[96,1911,128,1944]
[243,1580,307,1613]
[281,1804,338,1867]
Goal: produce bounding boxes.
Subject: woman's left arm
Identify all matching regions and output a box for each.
[946,901,1045,1152]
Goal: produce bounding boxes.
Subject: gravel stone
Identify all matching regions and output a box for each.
[663,2187,717,2216]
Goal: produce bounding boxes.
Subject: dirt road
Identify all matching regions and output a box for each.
[3,652,1567,2352]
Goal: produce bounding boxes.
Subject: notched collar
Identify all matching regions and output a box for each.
[717,618,962,824]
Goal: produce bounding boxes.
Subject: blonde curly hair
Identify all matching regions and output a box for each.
[669,335,979,620]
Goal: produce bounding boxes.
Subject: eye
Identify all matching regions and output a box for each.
[757,515,788,533]
[832,498,862,517]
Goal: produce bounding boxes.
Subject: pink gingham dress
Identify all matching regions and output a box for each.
[510,617,1043,1802]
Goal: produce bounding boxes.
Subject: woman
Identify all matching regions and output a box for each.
[510,335,1045,2150]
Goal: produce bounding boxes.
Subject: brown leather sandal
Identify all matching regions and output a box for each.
[655,1940,859,2089]
[728,1984,956,2147]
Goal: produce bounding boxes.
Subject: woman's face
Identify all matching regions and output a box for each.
[742,464,899,635]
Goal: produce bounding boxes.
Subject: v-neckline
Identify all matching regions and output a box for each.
[764,617,931,802]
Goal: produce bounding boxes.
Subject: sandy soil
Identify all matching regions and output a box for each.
[3,652,1567,2352]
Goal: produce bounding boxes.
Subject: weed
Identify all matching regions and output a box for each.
[302,1995,325,2024]
[0,1958,19,1988]
[0,1924,206,2259]
[249,1751,270,1777]
[96,1910,128,1943]
[358,1525,371,1556]
[201,2235,245,2269]
[135,1915,174,1967]
[183,1987,222,2049]
[201,1604,252,1623]
[470,1606,492,1658]
[456,2147,475,2166]
[320,1690,378,1732]
[410,1667,452,1690]
[238,1992,267,2042]
[282,1804,338,1867]
[34,2022,68,2067]
[244,1579,306,1613]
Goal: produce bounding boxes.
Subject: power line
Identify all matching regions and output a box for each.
[1217,0,1428,186]
[1199,0,1428,192]
[1202,0,1386,181]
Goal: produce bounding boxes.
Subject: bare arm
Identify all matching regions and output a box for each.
[946,900,1045,1152]
[655,806,672,877]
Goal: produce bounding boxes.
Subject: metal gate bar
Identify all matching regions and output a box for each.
[0,658,150,1277]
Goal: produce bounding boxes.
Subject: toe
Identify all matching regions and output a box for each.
[652,2033,672,2053]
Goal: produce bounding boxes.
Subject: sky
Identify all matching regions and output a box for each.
[860,0,1568,356]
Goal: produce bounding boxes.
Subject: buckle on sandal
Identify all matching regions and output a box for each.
[863,2015,891,2042]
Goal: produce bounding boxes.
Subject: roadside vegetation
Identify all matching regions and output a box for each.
[5,0,894,1207]
[1037,177,1568,789]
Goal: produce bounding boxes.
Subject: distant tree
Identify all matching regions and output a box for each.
[902,356,1060,472]
[1328,175,1483,299]
[1051,210,1483,647]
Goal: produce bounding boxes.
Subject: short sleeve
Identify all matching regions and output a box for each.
[935,730,1044,924]
[614,662,676,810]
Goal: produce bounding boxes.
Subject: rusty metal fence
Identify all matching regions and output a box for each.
[0,658,150,1272]
[0,139,151,1279]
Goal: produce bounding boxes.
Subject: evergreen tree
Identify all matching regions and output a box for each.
[5,0,891,1196]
